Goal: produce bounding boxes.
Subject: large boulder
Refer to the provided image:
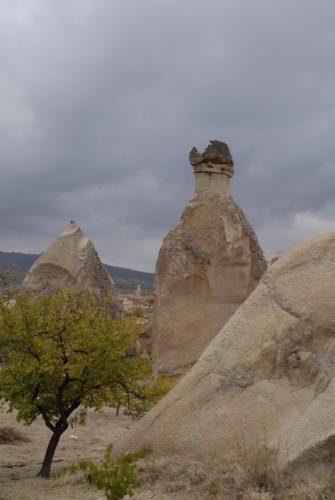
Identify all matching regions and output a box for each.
[22,220,116,299]
[152,140,267,374]
[114,231,335,470]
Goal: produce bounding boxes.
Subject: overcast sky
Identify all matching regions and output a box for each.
[0,0,334,271]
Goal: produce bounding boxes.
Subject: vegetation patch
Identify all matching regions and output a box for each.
[54,444,146,500]
[0,287,169,478]
[0,426,29,445]
[132,306,146,318]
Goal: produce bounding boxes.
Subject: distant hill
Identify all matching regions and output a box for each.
[0,251,154,293]
[104,264,154,292]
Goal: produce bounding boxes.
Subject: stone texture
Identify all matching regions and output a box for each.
[265,250,284,266]
[152,140,267,374]
[114,232,335,472]
[119,293,154,353]
[22,221,116,298]
[189,139,234,179]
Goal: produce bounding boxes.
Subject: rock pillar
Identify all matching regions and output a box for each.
[152,140,267,374]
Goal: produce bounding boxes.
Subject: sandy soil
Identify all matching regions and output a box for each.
[0,408,181,500]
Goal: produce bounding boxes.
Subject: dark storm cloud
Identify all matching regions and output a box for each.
[1,0,335,270]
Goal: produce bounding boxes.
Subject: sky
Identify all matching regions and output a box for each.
[0,0,334,272]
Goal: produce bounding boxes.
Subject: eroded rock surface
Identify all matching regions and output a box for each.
[22,221,116,299]
[114,232,335,472]
[152,140,267,374]
[265,250,284,266]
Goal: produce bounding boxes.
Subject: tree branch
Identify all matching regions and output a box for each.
[38,407,55,432]
[57,371,70,422]
[65,399,81,418]
[115,380,144,401]
[31,382,40,402]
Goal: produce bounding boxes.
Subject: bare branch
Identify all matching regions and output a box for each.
[38,407,55,432]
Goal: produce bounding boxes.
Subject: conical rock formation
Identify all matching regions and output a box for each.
[22,221,115,298]
[113,232,335,471]
[153,140,267,374]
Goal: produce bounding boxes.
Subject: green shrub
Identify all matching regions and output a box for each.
[0,269,14,297]
[132,307,145,318]
[54,444,146,499]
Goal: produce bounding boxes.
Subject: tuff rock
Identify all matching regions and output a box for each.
[152,140,267,374]
[22,221,116,299]
[113,232,335,472]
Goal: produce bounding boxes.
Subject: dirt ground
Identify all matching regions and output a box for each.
[0,408,182,500]
[2,409,331,500]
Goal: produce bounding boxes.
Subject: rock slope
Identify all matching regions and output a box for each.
[114,231,335,472]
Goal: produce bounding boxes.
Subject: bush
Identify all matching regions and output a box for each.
[234,434,284,494]
[54,444,146,500]
[0,426,29,444]
[132,307,145,318]
[0,270,14,294]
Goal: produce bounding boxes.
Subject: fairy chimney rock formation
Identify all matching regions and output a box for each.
[152,140,267,374]
[22,220,116,298]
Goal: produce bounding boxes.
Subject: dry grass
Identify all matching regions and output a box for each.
[0,426,29,444]
[138,455,234,498]
[287,464,335,500]
[137,437,335,499]
[233,433,284,495]
[2,407,335,499]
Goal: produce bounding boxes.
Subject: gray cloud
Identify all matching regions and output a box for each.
[0,0,335,270]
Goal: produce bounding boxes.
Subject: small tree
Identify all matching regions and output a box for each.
[0,288,166,478]
[0,269,14,296]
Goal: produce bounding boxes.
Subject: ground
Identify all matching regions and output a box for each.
[2,407,329,499]
[0,408,182,500]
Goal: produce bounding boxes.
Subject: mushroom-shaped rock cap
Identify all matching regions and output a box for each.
[189,140,234,177]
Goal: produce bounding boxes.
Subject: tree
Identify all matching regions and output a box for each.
[0,288,167,478]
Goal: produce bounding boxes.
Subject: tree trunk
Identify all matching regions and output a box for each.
[38,428,62,478]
